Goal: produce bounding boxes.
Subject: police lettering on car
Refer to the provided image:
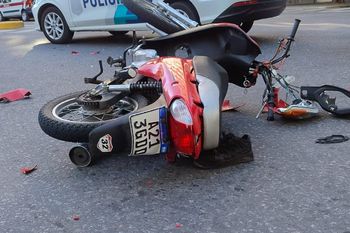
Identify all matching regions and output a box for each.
[82,0,119,8]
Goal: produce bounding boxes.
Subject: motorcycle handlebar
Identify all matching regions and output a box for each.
[290,19,301,40]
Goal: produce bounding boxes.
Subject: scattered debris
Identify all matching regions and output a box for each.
[90,51,101,55]
[0,88,31,103]
[175,223,183,229]
[72,215,80,221]
[20,165,37,175]
[221,100,245,112]
[316,135,349,144]
[71,51,80,56]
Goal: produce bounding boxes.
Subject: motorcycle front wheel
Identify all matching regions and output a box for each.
[38,91,148,142]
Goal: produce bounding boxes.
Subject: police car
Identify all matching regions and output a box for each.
[0,0,33,21]
[32,0,287,44]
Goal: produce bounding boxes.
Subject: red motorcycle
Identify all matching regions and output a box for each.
[38,1,303,168]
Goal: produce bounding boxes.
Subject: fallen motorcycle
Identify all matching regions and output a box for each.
[38,0,304,167]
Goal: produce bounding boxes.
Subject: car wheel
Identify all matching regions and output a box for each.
[169,1,199,22]
[239,21,254,33]
[41,7,74,44]
[0,12,5,22]
[21,10,29,21]
[109,31,128,36]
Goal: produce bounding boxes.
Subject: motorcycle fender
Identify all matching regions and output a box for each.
[88,95,167,157]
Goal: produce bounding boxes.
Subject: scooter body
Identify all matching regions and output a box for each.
[39,1,302,167]
[66,55,229,166]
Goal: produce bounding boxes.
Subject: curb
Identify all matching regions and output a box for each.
[0,21,24,30]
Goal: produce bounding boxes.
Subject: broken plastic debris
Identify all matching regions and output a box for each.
[316,135,349,144]
[90,51,101,55]
[0,88,31,103]
[175,223,183,228]
[221,100,245,112]
[20,165,37,175]
[72,215,80,221]
[71,51,80,55]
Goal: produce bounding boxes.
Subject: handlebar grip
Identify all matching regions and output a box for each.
[290,19,301,40]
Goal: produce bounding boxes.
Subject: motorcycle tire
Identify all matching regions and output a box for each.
[123,0,183,34]
[38,91,148,143]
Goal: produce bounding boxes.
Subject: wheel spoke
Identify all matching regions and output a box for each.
[56,27,63,34]
[53,97,139,123]
[47,14,53,23]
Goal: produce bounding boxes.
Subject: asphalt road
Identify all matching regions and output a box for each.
[1,5,350,233]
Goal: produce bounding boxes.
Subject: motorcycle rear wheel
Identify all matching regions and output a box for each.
[123,0,183,34]
[38,91,148,142]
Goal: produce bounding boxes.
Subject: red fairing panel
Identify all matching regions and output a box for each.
[138,57,203,158]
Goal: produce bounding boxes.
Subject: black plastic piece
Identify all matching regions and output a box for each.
[301,85,350,116]
[316,135,349,144]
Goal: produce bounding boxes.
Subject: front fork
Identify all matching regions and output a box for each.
[260,68,275,121]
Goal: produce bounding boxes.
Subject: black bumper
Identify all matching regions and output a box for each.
[213,0,287,24]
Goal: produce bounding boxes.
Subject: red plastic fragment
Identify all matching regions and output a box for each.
[221,100,245,112]
[90,51,101,55]
[72,215,80,221]
[20,165,37,175]
[0,88,31,103]
[175,223,183,228]
[145,179,153,188]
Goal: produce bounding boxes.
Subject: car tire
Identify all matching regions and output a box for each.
[0,12,5,22]
[169,1,199,23]
[109,31,129,36]
[21,10,29,21]
[240,21,254,33]
[41,7,74,44]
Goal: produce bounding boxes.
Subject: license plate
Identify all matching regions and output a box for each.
[129,107,168,156]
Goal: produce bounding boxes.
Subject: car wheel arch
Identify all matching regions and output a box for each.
[38,3,64,30]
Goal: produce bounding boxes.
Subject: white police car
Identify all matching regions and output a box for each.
[0,0,33,21]
[32,0,286,44]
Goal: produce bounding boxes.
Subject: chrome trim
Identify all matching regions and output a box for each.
[156,0,198,28]
[146,23,167,36]
[196,74,220,150]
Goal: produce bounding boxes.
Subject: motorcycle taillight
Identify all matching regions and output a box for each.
[169,99,195,155]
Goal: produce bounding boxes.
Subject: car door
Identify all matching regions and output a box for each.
[2,0,21,17]
[69,0,119,29]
